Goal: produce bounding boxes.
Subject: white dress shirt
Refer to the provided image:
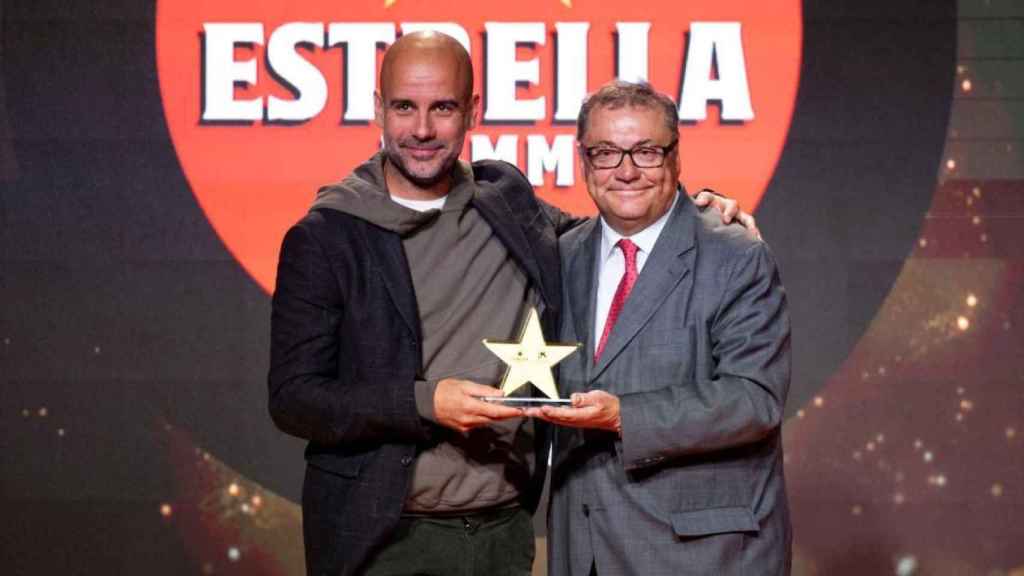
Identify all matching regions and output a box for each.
[593,191,680,345]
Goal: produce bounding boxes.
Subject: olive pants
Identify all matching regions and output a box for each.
[363,506,535,576]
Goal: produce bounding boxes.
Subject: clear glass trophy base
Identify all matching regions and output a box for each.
[478,396,573,405]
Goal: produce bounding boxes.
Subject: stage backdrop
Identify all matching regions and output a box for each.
[2,0,1022,574]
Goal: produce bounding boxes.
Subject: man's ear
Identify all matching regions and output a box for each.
[373,91,384,128]
[466,93,481,130]
[667,148,682,180]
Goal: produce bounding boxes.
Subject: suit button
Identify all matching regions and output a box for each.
[401,455,413,466]
[582,504,590,517]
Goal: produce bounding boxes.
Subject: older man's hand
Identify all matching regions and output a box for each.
[526,390,621,434]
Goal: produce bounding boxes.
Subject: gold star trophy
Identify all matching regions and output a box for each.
[480,306,580,405]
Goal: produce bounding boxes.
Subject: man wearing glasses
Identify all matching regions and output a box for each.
[528,81,792,575]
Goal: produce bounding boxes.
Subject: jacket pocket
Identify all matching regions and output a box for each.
[670,506,759,537]
[306,451,367,479]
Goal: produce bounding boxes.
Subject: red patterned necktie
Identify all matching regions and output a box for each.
[595,238,639,362]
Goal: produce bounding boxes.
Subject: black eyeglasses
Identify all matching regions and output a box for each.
[583,140,678,169]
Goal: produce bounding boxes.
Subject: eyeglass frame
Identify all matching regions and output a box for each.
[580,140,679,170]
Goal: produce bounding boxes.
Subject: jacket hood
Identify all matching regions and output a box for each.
[310,151,475,236]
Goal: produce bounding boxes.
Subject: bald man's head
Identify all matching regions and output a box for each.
[373,31,480,197]
[379,31,474,104]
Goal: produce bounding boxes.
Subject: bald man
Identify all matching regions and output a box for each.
[269,32,567,576]
[268,32,747,576]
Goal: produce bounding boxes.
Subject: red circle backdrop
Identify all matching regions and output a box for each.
[156,0,801,293]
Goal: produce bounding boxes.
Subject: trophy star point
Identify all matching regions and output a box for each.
[481,308,579,399]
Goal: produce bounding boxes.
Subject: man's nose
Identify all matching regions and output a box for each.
[412,111,435,140]
[614,153,641,181]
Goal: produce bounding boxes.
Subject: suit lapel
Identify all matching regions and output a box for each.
[367,226,421,342]
[591,197,696,381]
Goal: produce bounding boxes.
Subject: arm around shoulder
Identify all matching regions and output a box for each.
[473,158,586,235]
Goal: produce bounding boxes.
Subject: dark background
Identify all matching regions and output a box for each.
[3,0,1022,574]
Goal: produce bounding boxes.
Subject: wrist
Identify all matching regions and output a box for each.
[415,379,439,423]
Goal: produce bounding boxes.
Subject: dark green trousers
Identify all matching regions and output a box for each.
[363,506,535,576]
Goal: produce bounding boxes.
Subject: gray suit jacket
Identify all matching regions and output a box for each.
[548,194,792,576]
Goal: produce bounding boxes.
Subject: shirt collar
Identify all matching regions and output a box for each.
[599,189,680,262]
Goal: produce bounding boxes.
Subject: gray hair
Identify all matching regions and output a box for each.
[576,80,679,142]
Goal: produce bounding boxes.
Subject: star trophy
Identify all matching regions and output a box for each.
[480,306,580,406]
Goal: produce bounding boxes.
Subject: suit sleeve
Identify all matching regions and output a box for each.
[617,242,790,470]
[267,221,429,446]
